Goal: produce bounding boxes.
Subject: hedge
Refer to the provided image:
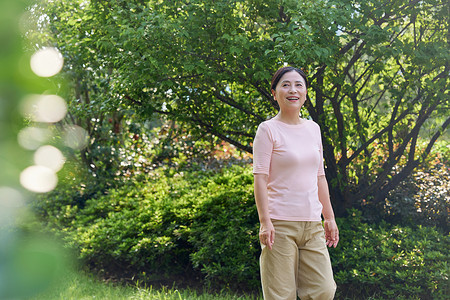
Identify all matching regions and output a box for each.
[34,165,449,298]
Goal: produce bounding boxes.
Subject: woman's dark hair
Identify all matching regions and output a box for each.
[271,66,308,91]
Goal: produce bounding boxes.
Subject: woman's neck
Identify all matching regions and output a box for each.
[274,111,303,125]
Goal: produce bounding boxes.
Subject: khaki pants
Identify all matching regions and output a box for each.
[260,220,336,300]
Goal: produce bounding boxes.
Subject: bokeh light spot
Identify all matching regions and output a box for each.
[21,94,67,123]
[17,127,51,150]
[64,125,89,150]
[20,166,57,193]
[30,47,64,77]
[34,145,65,172]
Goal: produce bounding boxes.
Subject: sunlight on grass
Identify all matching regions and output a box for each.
[31,269,260,300]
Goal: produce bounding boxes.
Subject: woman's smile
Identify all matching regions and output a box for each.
[272,71,307,111]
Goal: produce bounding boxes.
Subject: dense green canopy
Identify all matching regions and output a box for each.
[35,0,449,213]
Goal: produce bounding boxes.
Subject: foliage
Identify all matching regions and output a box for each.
[188,168,259,289]
[378,148,449,232]
[35,166,259,290]
[117,119,252,177]
[34,165,449,298]
[33,115,252,224]
[32,159,106,228]
[332,209,449,300]
[33,0,450,214]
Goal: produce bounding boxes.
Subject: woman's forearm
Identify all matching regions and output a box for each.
[318,175,339,247]
[254,173,275,249]
[318,175,335,220]
[254,174,271,223]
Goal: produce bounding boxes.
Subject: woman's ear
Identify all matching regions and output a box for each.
[271,89,276,100]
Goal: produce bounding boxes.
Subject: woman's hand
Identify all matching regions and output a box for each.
[324,219,339,248]
[259,221,275,250]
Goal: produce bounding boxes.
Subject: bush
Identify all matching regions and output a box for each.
[38,165,259,290]
[384,158,449,232]
[35,165,449,298]
[332,209,449,300]
[32,160,107,230]
[188,168,260,290]
[63,168,203,278]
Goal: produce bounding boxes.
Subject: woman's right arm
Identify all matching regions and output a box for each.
[254,173,275,250]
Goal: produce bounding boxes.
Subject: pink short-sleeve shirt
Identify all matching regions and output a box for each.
[252,118,325,221]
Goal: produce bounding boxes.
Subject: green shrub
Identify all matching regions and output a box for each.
[188,167,260,290]
[385,159,449,232]
[32,160,106,230]
[34,165,449,298]
[332,209,449,300]
[64,169,200,277]
[51,165,259,290]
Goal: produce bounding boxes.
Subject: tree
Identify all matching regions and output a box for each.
[36,0,449,215]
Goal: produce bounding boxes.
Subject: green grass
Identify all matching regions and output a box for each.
[30,269,261,300]
[28,268,385,300]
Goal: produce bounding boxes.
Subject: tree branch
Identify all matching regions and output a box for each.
[343,108,411,165]
[214,90,265,122]
[358,95,440,200]
[191,116,252,153]
[376,116,450,202]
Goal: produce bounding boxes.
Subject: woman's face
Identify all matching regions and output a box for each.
[271,71,307,112]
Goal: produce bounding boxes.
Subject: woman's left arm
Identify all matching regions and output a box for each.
[318,175,339,248]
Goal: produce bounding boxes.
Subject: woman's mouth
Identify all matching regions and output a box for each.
[287,97,299,102]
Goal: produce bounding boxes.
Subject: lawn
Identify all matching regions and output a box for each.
[31,269,261,300]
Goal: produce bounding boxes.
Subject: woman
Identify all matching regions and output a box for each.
[253,66,339,300]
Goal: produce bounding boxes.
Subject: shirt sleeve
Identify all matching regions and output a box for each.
[317,124,326,176]
[253,122,273,175]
